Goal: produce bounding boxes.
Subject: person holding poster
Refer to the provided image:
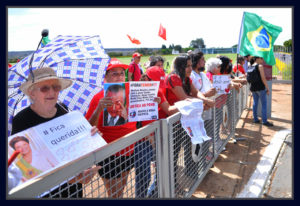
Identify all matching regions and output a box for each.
[11,67,100,198]
[85,59,137,198]
[103,84,127,126]
[135,66,179,197]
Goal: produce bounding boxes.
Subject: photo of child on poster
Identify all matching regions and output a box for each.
[103,83,128,126]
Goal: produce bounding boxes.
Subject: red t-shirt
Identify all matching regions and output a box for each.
[233,64,245,74]
[128,62,142,81]
[142,88,167,127]
[85,90,136,156]
[164,74,192,106]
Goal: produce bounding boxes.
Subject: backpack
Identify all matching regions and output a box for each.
[125,63,136,82]
[246,64,260,84]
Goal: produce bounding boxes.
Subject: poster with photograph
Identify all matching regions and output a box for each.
[103,82,128,126]
[128,81,159,122]
[213,74,231,94]
[7,111,107,189]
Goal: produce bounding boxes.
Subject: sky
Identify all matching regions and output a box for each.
[7,7,292,51]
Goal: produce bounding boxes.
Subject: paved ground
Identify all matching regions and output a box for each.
[191,83,292,198]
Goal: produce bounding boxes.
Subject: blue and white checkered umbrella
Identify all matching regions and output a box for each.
[8,35,110,136]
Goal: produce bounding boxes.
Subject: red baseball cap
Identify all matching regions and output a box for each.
[132,52,143,58]
[107,58,129,71]
[146,66,167,88]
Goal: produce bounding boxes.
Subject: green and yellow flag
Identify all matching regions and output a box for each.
[237,12,282,65]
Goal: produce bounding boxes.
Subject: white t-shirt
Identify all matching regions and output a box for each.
[190,70,213,120]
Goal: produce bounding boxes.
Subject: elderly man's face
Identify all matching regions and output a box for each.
[106,90,124,118]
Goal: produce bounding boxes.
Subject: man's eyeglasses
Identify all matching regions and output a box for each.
[110,71,125,78]
[38,84,62,93]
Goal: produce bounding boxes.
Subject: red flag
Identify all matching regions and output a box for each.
[8,63,12,68]
[127,34,141,45]
[158,24,166,40]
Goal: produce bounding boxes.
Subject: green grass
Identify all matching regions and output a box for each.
[118,53,238,74]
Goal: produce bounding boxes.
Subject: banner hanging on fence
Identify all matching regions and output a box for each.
[7,111,107,189]
[174,99,211,145]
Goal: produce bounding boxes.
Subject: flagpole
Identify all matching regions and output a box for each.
[236,12,245,77]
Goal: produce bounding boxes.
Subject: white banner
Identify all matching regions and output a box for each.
[213,74,231,94]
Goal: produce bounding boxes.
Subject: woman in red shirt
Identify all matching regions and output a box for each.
[164,54,215,188]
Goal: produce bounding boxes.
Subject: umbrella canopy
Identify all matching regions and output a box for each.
[8,35,110,136]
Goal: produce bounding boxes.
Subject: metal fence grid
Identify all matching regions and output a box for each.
[8,86,249,199]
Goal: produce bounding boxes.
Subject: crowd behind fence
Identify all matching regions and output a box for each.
[8,84,250,199]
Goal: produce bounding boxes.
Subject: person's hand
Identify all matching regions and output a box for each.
[203,104,211,111]
[69,166,101,184]
[153,97,161,104]
[266,88,270,95]
[99,96,113,111]
[90,126,102,136]
[203,98,215,108]
[117,101,128,121]
[205,88,217,97]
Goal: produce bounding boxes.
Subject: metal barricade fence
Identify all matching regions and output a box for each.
[8,86,249,199]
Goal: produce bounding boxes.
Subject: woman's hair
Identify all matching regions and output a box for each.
[237,56,245,64]
[190,52,204,70]
[172,54,192,95]
[9,136,29,150]
[150,56,165,67]
[218,56,232,74]
[205,57,222,73]
[140,73,149,81]
[249,56,262,65]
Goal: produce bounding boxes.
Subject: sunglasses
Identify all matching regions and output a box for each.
[37,84,62,93]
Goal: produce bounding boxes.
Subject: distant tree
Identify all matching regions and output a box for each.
[174,45,182,53]
[232,44,238,48]
[190,38,206,49]
[283,39,292,48]
[168,44,175,50]
[161,44,167,49]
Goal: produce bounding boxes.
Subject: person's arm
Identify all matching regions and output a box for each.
[127,72,133,81]
[258,64,270,95]
[190,83,215,107]
[203,88,217,97]
[159,101,179,116]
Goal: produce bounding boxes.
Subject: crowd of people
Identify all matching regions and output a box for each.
[8,51,273,198]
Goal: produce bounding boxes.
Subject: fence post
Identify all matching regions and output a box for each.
[158,119,172,198]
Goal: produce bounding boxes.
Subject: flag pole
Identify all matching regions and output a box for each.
[236,12,245,77]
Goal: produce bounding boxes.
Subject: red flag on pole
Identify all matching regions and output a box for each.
[158,24,166,40]
[127,34,141,45]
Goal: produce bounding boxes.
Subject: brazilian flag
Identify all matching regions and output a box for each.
[237,12,282,65]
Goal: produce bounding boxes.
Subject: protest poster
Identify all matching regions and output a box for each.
[7,111,107,188]
[128,81,159,122]
[103,83,128,126]
[213,74,231,94]
[174,99,211,145]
